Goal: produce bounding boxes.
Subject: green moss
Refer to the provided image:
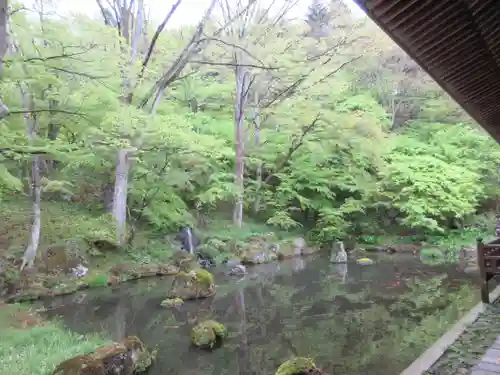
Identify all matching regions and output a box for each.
[191,320,227,349]
[194,268,214,286]
[85,275,109,288]
[135,348,157,373]
[275,357,317,375]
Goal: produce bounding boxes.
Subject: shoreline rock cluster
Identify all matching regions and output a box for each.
[1,234,321,304]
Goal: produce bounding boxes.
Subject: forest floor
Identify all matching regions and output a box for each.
[0,302,110,375]
[427,297,500,375]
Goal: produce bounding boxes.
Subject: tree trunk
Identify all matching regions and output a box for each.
[0,0,8,71]
[22,155,41,270]
[112,149,130,246]
[111,0,144,245]
[232,60,251,227]
[0,0,9,119]
[20,87,41,271]
[253,89,262,213]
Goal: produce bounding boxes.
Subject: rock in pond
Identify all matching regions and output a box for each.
[276,357,320,375]
[191,320,227,349]
[169,268,215,300]
[160,297,184,308]
[52,335,153,375]
[356,257,374,265]
[228,264,247,276]
[241,249,278,265]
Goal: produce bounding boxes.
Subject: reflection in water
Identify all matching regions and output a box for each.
[333,262,348,283]
[38,254,479,375]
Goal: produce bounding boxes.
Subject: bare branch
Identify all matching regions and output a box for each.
[139,0,217,111]
[200,35,267,67]
[9,6,28,16]
[264,114,322,184]
[48,66,112,79]
[6,108,94,124]
[138,0,182,79]
[304,56,362,89]
[190,59,278,70]
[2,45,97,64]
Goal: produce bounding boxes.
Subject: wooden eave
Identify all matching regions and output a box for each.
[353,0,500,142]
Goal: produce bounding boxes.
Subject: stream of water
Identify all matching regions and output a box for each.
[36,253,479,375]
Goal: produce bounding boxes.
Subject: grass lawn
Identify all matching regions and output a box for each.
[0,303,110,375]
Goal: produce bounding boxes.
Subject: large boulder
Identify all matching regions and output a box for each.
[160,297,184,308]
[52,336,153,375]
[169,269,215,300]
[241,249,278,265]
[191,320,227,349]
[109,263,178,281]
[42,238,90,274]
[275,237,319,259]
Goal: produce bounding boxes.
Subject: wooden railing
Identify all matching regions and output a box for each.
[477,238,500,303]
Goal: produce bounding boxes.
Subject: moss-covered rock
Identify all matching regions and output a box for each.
[160,297,184,308]
[275,357,317,375]
[356,257,374,265]
[240,249,278,265]
[135,347,157,373]
[191,320,227,349]
[52,335,151,375]
[109,263,178,281]
[42,238,90,274]
[169,268,215,300]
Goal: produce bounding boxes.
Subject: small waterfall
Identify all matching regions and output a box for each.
[186,227,194,254]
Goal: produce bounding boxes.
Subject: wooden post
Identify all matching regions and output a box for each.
[477,238,489,304]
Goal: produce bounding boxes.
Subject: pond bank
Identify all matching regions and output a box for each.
[404,284,500,375]
[1,247,322,303]
[0,303,111,375]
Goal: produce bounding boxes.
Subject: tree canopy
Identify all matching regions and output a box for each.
[1,0,499,261]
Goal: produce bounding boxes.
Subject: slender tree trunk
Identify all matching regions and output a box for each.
[20,88,41,271]
[112,149,130,246]
[0,0,9,119]
[0,0,7,71]
[233,59,251,227]
[253,90,262,213]
[111,0,144,245]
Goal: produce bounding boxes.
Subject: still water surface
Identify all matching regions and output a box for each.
[38,254,479,375]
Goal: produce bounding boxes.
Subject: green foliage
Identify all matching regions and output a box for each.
[1,0,498,256]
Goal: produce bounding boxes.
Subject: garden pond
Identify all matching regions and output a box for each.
[34,253,481,375]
